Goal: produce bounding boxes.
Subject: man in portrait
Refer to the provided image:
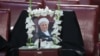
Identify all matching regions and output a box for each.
[37,18,53,41]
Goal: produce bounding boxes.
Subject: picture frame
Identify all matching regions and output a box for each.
[25,6,63,49]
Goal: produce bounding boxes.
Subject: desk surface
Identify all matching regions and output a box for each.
[19,47,59,56]
[19,46,60,50]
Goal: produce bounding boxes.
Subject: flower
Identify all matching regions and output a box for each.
[55,10,63,17]
[52,37,60,44]
[48,10,54,17]
[27,7,32,14]
[32,9,41,17]
[27,34,33,38]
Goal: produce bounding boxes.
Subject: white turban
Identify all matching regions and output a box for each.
[38,18,49,25]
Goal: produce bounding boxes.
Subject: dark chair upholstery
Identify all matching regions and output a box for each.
[0,9,10,56]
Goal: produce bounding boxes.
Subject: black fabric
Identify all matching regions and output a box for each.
[59,11,85,56]
[59,49,79,56]
[8,10,28,48]
[0,35,7,51]
[7,10,85,56]
[60,11,84,50]
[6,10,28,56]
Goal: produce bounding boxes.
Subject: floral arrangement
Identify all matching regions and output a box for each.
[25,0,63,49]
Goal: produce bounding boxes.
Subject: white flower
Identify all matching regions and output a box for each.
[40,41,47,48]
[55,20,62,24]
[45,6,49,11]
[26,22,31,28]
[27,27,35,33]
[58,26,62,31]
[56,32,60,36]
[26,23,34,29]
[25,17,31,23]
[40,9,48,16]
[52,21,62,29]
[34,39,39,46]
[27,33,33,38]
[52,23,58,29]
[27,29,32,34]
[55,10,63,16]
[51,28,59,34]
[52,37,60,44]
[48,10,54,17]
[52,35,62,42]
[30,19,35,26]
[57,37,62,41]
[27,7,33,15]
[53,16,57,21]
[33,9,41,17]
[26,20,35,29]
[45,41,53,48]
[40,6,50,16]
[51,45,61,48]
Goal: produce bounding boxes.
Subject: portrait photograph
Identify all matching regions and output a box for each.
[32,16,54,42]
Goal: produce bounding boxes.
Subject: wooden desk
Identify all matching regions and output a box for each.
[19,48,59,56]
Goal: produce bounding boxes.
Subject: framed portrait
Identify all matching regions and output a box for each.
[25,6,63,49]
[32,16,54,41]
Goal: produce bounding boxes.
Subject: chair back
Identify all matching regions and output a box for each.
[0,1,41,27]
[44,0,79,9]
[0,9,10,41]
